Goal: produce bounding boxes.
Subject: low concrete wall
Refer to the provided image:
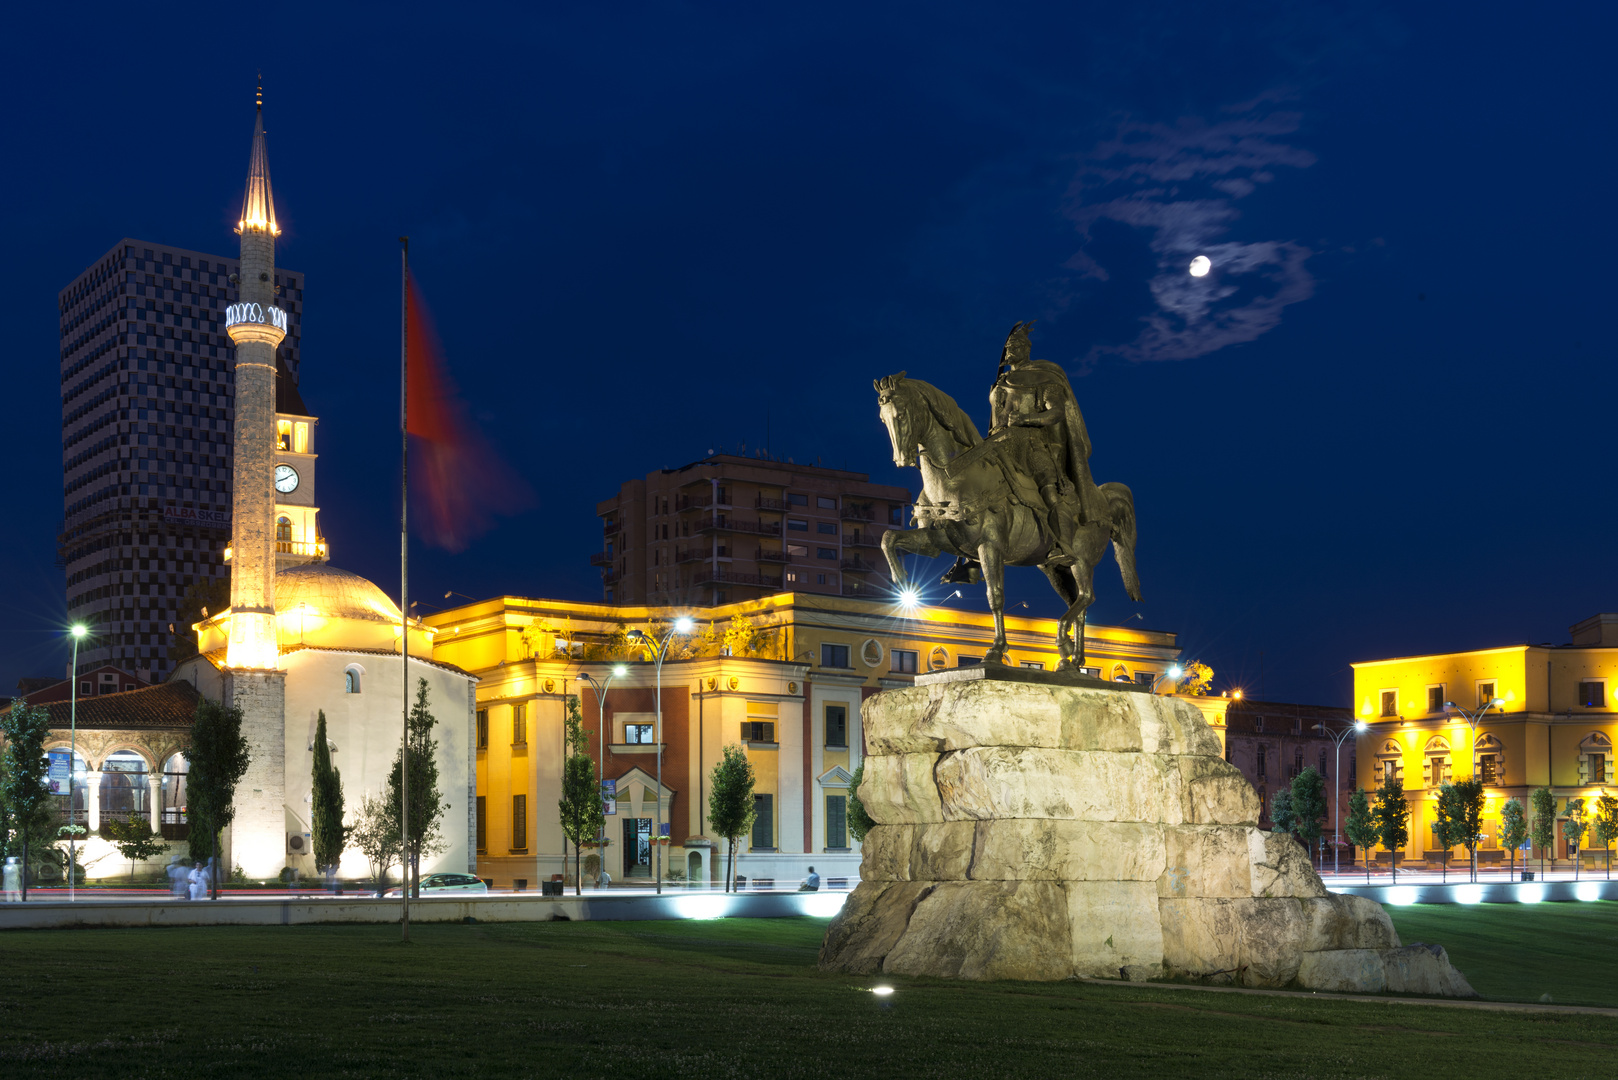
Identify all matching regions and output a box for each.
[1333,879,1618,905]
[0,889,851,931]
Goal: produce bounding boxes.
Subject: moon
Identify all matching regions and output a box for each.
[1188,255,1211,277]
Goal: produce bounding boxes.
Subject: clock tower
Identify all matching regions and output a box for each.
[273,360,326,570]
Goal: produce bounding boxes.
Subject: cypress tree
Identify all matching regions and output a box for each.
[311,710,346,887]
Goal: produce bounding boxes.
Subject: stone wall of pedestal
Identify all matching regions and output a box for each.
[819,675,1475,995]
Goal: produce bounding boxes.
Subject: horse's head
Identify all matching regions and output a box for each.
[874,371,918,467]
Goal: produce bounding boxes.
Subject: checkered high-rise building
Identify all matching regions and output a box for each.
[58,235,305,678]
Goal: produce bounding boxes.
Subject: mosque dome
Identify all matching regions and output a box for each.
[274,563,401,623]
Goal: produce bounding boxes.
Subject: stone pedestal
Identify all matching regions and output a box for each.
[820,674,1474,995]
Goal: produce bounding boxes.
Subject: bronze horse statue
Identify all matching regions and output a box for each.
[874,372,1140,670]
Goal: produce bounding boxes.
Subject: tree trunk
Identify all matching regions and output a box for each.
[20,838,28,903]
[574,839,582,897]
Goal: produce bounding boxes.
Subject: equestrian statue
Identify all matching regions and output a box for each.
[874,321,1140,670]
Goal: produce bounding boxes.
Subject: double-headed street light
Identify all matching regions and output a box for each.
[1443,696,1504,781]
[577,664,629,870]
[67,624,87,902]
[627,617,694,894]
[1150,665,1184,694]
[1317,719,1367,877]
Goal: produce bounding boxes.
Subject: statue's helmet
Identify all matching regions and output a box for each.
[1002,320,1035,366]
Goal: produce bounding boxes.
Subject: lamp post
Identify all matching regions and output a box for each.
[578,664,628,874]
[1316,720,1366,878]
[627,617,694,894]
[67,624,87,902]
[1443,697,1503,781]
[1150,665,1184,694]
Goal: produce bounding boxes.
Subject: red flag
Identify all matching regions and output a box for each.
[406,281,532,551]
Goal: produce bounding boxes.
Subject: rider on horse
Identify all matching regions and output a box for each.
[942,321,1100,583]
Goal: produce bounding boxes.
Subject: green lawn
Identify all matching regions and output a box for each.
[1389,900,1618,1008]
[0,914,1614,1079]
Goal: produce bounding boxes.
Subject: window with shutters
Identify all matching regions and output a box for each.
[821,643,850,669]
[890,649,918,674]
[1256,746,1267,778]
[476,709,488,749]
[826,795,848,849]
[742,721,775,743]
[1427,685,1445,714]
[1380,690,1398,717]
[751,794,774,850]
[476,796,486,852]
[511,794,527,851]
[1579,681,1606,708]
[512,703,527,745]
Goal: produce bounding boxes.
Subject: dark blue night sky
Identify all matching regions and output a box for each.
[5,3,1615,703]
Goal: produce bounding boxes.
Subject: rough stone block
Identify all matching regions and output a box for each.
[935,747,1186,823]
[818,880,933,974]
[1297,949,1387,993]
[1066,880,1164,980]
[1382,943,1477,998]
[1302,893,1399,952]
[910,820,976,880]
[883,881,1074,981]
[1178,756,1261,825]
[1249,830,1328,898]
[972,819,1166,882]
[1159,825,1253,898]
[857,825,914,882]
[859,753,944,824]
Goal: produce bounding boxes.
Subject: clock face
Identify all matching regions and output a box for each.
[274,464,300,494]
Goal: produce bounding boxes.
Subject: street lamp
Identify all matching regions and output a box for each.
[627,617,694,894]
[1317,719,1367,878]
[1150,665,1184,694]
[67,624,87,902]
[577,663,628,880]
[1443,697,1504,782]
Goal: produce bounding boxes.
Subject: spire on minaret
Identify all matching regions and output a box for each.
[237,77,278,236]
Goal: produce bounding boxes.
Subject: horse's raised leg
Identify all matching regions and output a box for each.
[881,525,943,589]
[978,523,1009,665]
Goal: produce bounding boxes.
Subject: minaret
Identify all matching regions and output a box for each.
[222,84,290,878]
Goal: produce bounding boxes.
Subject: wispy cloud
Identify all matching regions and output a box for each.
[1065,104,1316,364]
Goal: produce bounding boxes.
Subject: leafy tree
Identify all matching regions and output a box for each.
[350,792,399,895]
[1450,777,1485,882]
[310,710,346,886]
[186,697,251,900]
[707,744,756,893]
[557,695,605,895]
[103,813,168,881]
[1287,767,1329,865]
[1173,661,1214,697]
[1432,783,1462,883]
[1562,798,1587,881]
[168,575,231,664]
[1269,788,1295,837]
[1373,780,1410,884]
[1593,794,1618,880]
[1499,797,1529,882]
[1529,787,1557,880]
[1344,788,1379,884]
[0,701,54,901]
[846,761,875,843]
[385,679,447,899]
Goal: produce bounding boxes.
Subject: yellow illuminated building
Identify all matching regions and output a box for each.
[1352,613,1618,869]
[428,592,1198,888]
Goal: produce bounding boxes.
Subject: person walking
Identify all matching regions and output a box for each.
[187,863,204,901]
[166,858,189,900]
[3,856,21,902]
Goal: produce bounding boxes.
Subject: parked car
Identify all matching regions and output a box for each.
[384,873,488,897]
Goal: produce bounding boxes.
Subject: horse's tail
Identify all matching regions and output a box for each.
[1100,481,1142,602]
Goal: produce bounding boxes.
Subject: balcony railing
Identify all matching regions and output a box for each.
[755,547,789,563]
[676,494,715,511]
[841,557,880,572]
[755,496,787,511]
[601,568,622,584]
[275,538,329,557]
[589,551,611,566]
[841,505,875,522]
[696,514,780,537]
[845,531,883,549]
[603,520,621,536]
[675,547,711,563]
[694,569,783,589]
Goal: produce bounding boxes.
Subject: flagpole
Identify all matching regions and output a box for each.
[400,236,411,941]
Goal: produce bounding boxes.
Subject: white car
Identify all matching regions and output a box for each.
[384,873,488,897]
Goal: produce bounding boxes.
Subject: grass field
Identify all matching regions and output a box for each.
[0,906,1615,1079]
[1388,901,1618,1008]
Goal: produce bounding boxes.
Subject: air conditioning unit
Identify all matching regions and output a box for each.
[287,833,309,855]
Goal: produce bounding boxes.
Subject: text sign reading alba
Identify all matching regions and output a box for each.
[224,302,288,333]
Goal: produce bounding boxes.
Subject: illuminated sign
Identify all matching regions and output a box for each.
[164,505,231,528]
[224,302,288,333]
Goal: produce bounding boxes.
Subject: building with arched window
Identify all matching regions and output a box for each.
[1353,612,1618,871]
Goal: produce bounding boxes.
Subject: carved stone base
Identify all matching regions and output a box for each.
[820,680,1474,995]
